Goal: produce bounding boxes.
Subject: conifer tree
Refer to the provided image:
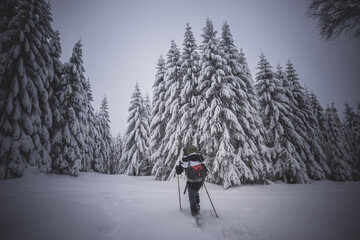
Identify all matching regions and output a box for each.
[285,61,328,180]
[153,41,182,180]
[307,90,330,173]
[323,103,355,181]
[308,91,326,133]
[256,58,309,183]
[196,18,225,176]
[144,93,152,170]
[82,78,97,171]
[150,56,167,169]
[178,23,200,148]
[48,30,67,173]
[49,30,63,128]
[93,114,104,173]
[221,24,271,186]
[111,133,123,174]
[51,41,90,176]
[344,103,360,171]
[144,94,152,126]
[121,84,151,176]
[0,0,56,178]
[95,96,113,173]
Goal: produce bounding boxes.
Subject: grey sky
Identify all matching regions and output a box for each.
[51,0,360,136]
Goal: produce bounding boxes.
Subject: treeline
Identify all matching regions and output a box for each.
[120,19,360,189]
[0,0,117,178]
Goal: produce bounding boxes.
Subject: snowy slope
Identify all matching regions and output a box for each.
[1,173,359,240]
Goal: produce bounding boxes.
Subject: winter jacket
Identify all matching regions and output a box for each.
[177,152,206,183]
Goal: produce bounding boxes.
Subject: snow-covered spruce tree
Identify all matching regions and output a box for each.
[144,93,152,170]
[344,103,360,171]
[93,113,104,173]
[144,94,152,127]
[150,56,167,170]
[152,40,183,180]
[95,96,113,174]
[49,30,63,129]
[48,30,67,173]
[255,57,309,183]
[196,18,226,185]
[285,61,328,180]
[0,0,57,178]
[121,84,151,176]
[51,41,90,176]
[82,77,97,172]
[67,40,94,171]
[307,90,330,172]
[178,23,200,148]
[110,133,123,174]
[220,23,271,187]
[308,90,326,134]
[191,19,257,188]
[323,103,356,181]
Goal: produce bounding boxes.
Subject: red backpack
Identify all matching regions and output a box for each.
[186,154,207,182]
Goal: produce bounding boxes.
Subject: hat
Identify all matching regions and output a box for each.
[186,145,198,155]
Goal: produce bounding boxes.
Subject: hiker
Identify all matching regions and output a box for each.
[175,145,207,216]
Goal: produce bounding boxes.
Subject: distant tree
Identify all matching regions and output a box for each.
[121,84,151,176]
[144,94,152,128]
[93,115,105,173]
[323,103,356,181]
[143,93,152,172]
[307,90,330,175]
[344,103,360,170]
[96,96,113,174]
[111,133,123,174]
[308,0,360,40]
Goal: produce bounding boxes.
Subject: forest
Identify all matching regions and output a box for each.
[0,0,359,189]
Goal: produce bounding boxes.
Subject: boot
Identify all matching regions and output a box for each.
[190,204,198,216]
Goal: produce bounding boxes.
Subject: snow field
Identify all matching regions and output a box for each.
[0,173,359,240]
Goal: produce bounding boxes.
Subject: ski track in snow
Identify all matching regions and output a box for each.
[1,172,360,240]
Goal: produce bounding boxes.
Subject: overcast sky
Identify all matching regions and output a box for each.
[51,0,360,136]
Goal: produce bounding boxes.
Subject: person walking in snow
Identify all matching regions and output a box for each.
[175,146,207,216]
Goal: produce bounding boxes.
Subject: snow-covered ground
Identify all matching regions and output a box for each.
[1,173,359,240]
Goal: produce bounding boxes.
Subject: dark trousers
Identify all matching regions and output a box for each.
[187,181,202,205]
[188,185,199,205]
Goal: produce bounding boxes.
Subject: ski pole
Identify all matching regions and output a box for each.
[177,175,182,210]
[183,182,188,194]
[203,182,219,218]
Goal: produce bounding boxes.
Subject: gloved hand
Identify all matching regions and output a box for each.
[175,165,183,175]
